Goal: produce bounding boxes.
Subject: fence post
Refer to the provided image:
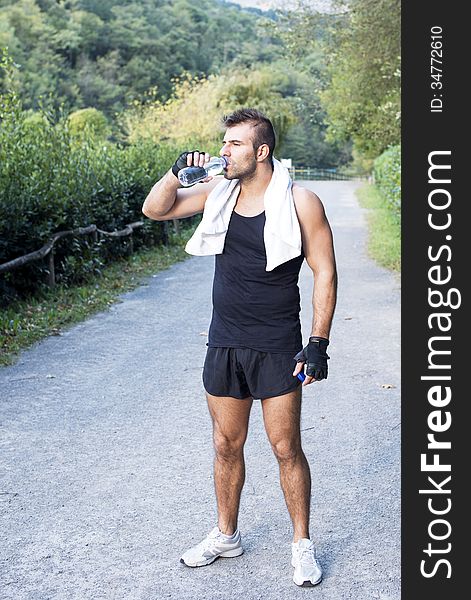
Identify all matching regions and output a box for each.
[162,222,169,246]
[47,249,55,287]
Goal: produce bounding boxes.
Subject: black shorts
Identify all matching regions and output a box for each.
[203,347,302,400]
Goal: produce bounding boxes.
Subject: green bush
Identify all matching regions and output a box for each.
[373,144,401,219]
[0,62,179,300]
[68,107,110,141]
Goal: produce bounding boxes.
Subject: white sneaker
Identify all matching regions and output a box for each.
[180,527,244,567]
[291,538,323,587]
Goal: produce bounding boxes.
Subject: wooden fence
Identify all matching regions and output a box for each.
[0,221,147,287]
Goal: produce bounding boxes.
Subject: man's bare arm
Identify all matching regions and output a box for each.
[293,185,338,340]
[142,171,208,220]
[142,151,221,221]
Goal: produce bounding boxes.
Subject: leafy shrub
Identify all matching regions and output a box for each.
[0,53,179,299]
[68,107,110,141]
[373,144,401,220]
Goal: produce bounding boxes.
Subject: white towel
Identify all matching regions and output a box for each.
[185,158,302,271]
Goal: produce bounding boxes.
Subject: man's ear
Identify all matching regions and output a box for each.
[256,144,270,162]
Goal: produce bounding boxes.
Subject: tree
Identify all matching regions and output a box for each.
[266,1,352,167]
[320,0,401,158]
[123,66,297,155]
[1,0,283,116]
[0,0,63,105]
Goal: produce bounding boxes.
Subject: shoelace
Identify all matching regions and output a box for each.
[297,546,318,566]
[198,531,227,553]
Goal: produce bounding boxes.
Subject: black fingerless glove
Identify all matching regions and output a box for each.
[171,150,200,177]
[293,336,330,381]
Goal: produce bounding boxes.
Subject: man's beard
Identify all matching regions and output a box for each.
[224,158,257,181]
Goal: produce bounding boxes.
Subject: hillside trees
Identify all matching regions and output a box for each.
[0,0,282,115]
[271,0,400,162]
[320,0,401,158]
[267,3,352,167]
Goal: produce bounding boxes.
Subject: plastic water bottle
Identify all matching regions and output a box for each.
[178,156,227,187]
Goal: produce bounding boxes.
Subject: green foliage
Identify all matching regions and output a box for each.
[356,182,400,272]
[123,59,353,169]
[123,65,298,156]
[0,0,362,169]
[0,0,283,116]
[0,57,180,300]
[319,0,401,158]
[267,3,352,167]
[265,0,400,164]
[276,67,352,168]
[68,107,110,140]
[373,144,401,219]
[22,110,49,129]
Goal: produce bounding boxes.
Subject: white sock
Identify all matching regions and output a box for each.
[218,528,238,540]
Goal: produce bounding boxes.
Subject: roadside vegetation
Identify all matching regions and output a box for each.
[357,182,401,273]
[357,143,400,272]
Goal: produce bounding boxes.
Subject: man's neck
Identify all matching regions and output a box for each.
[238,163,273,200]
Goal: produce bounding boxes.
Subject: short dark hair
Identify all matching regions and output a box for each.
[222,108,276,162]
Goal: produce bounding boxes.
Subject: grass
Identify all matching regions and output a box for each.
[356,182,401,273]
[0,232,192,367]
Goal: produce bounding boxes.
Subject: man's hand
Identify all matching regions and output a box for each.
[293,337,330,385]
[171,150,211,179]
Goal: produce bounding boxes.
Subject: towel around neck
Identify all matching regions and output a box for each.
[185,158,302,272]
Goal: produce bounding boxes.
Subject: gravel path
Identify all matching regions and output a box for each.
[0,181,400,600]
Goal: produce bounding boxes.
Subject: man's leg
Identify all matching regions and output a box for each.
[261,387,312,542]
[206,393,253,535]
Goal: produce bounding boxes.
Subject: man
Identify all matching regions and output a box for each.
[142,108,337,587]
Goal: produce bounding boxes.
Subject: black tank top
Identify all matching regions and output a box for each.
[208,210,304,353]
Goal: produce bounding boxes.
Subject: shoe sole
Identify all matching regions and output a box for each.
[180,546,244,568]
[293,575,322,587]
[292,558,322,587]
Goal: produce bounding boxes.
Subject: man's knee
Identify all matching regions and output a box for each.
[213,431,246,460]
[271,438,302,463]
